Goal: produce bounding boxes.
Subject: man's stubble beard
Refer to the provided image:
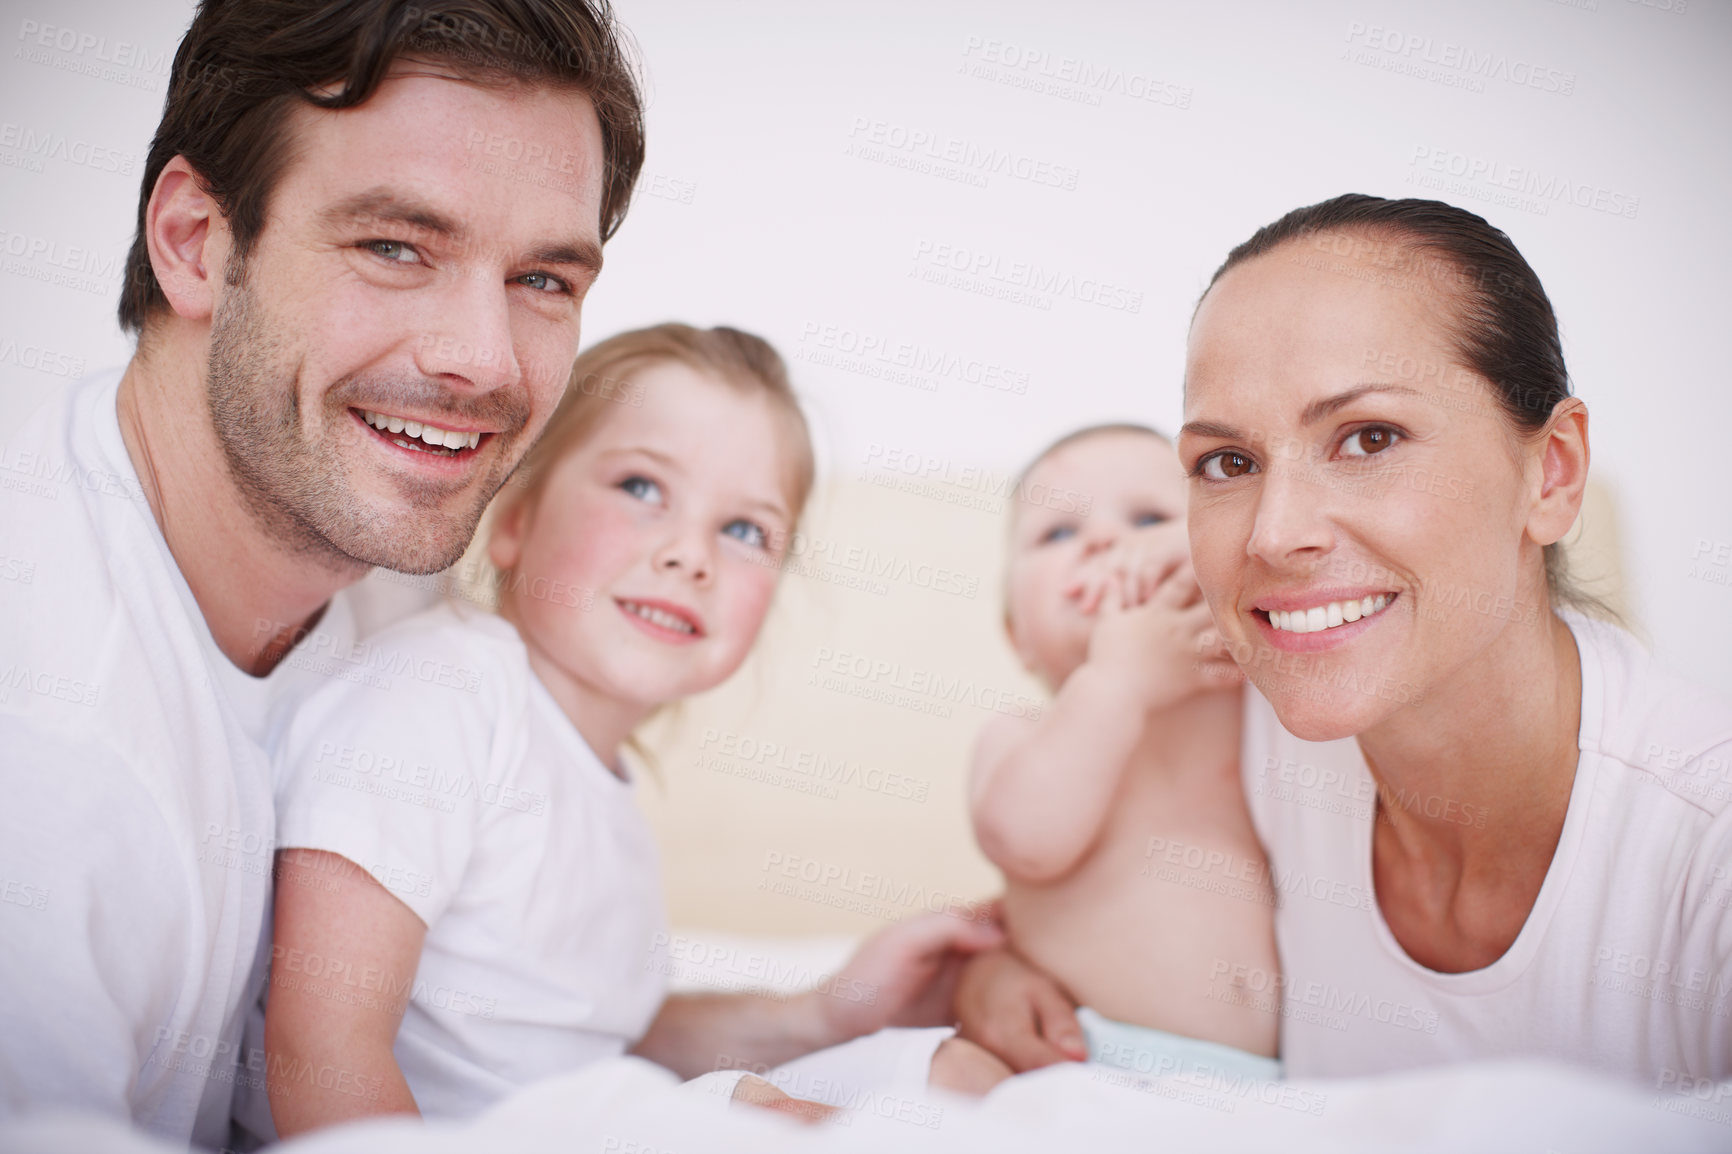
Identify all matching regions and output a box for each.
[205,275,527,577]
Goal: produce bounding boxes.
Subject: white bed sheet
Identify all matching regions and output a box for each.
[6,930,1726,1152]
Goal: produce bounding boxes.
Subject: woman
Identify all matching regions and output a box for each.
[957,195,1732,1085]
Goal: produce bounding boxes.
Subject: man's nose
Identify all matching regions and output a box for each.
[413,273,523,393]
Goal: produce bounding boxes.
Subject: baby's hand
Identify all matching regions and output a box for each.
[1085,565,1240,710]
[1066,536,1187,615]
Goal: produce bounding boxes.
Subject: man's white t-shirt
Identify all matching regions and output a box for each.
[1243,610,1732,1084]
[0,370,357,1149]
[266,599,668,1121]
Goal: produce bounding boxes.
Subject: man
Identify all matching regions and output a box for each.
[0,2,642,1146]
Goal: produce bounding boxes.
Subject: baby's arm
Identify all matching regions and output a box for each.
[972,573,1224,883]
[264,849,425,1138]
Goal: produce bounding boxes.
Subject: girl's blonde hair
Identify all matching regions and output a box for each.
[494,322,815,532]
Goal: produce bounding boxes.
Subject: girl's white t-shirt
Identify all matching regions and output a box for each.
[271,600,668,1119]
[1243,611,1732,1085]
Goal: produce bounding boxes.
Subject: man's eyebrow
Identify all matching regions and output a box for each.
[529,239,603,278]
[320,189,602,275]
[318,190,463,237]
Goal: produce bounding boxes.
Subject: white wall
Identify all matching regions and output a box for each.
[3,0,1728,691]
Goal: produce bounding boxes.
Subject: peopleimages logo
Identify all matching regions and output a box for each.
[1342,22,1576,96]
[910,239,1144,314]
[846,116,1081,190]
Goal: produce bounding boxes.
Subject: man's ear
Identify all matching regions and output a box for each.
[1525,398,1590,549]
[145,156,230,322]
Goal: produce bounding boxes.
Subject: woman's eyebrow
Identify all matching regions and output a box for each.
[1299,383,1421,425]
[1178,419,1240,440]
[1181,383,1424,442]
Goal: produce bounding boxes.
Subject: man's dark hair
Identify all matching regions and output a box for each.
[120,0,645,334]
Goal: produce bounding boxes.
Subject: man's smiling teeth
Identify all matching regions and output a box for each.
[1269,595,1392,635]
[621,600,695,635]
[361,410,481,450]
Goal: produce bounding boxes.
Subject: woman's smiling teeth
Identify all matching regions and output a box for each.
[619,599,697,635]
[1268,594,1393,635]
[361,409,482,452]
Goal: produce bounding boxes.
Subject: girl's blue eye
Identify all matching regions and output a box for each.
[1039,524,1076,545]
[620,475,663,503]
[1132,511,1169,528]
[723,520,768,549]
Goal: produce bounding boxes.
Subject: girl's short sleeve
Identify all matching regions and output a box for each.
[273,615,509,927]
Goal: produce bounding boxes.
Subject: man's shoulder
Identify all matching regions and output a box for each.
[0,370,147,611]
[1,369,142,509]
[0,711,179,848]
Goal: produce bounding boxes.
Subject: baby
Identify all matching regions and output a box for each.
[969,424,1281,1083]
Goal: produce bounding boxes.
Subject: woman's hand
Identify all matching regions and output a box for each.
[953,947,1087,1072]
[813,910,1005,1042]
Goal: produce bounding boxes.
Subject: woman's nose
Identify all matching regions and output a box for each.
[1246,472,1333,567]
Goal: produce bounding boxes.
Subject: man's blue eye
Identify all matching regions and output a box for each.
[724,520,767,549]
[366,240,420,264]
[516,271,568,294]
[620,475,662,503]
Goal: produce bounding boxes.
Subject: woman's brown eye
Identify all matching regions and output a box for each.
[1201,451,1257,480]
[1343,427,1398,457]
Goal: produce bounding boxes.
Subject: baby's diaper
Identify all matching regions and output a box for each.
[1078,1006,1282,1082]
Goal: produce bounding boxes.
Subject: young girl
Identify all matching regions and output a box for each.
[969,425,1281,1085]
[260,325,1000,1136]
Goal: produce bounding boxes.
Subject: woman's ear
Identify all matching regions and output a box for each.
[145,157,229,322]
[1526,398,1590,548]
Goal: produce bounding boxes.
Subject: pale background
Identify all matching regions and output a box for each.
[2,0,1727,936]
